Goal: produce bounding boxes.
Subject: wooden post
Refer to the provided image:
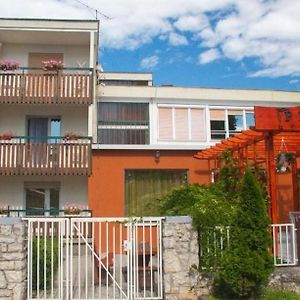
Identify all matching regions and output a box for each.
[291,158,299,212]
[265,132,278,224]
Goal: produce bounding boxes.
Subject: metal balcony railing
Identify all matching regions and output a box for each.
[0,136,92,176]
[0,67,93,105]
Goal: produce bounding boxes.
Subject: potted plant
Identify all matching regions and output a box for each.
[0,206,8,216]
[63,132,80,142]
[276,152,295,173]
[0,59,20,71]
[64,204,81,215]
[42,60,64,71]
[0,131,13,140]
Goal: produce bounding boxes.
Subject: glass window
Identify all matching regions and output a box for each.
[25,186,60,216]
[210,109,226,140]
[97,102,149,144]
[246,113,255,129]
[210,120,225,139]
[228,115,243,136]
[125,170,188,216]
[26,188,45,216]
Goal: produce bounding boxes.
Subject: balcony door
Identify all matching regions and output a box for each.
[28,117,61,142]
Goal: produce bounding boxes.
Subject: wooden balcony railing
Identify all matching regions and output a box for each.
[0,136,92,176]
[0,68,93,105]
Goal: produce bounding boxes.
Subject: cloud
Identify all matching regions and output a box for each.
[199,48,221,64]
[2,0,300,78]
[168,32,188,46]
[289,79,299,85]
[140,55,159,69]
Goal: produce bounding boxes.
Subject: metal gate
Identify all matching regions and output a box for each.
[26,217,163,300]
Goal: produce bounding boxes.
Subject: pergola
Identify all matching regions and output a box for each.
[195,106,300,224]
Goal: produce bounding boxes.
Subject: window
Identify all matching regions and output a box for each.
[97,102,149,144]
[228,110,243,136]
[210,108,254,140]
[25,184,59,216]
[210,109,226,139]
[246,112,255,129]
[125,170,188,216]
[158,106,206,141]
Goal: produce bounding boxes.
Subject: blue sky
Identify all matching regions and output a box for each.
[3,0,300,91]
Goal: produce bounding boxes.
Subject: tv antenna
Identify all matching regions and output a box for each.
[71,0,111,20]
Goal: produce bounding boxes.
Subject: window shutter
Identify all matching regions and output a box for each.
[191,108,206,141]
[174,108,189,140]
[210,109,225,120]
[158,107,173,140]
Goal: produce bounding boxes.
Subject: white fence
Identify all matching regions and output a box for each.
[25,217,163,300]
[199,223,298,267]
[271,223,297,266]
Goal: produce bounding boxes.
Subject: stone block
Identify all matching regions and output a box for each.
[0,271,7,289]
[8,243,24,253]
[13,283,26,300]
[13,225,25,236]
[0,225,12,236]
[4,271,25,283]
[0,261,15,270]
[0,290,11,297]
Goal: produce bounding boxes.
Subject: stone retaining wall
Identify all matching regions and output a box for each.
[0,218,26,300]
[163,216,200,300]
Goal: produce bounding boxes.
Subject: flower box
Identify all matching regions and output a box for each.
[42,60,64,71]
[0,60,20,71]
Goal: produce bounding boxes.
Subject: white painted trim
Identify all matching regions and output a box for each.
[225,109,229,139]
[98,125,149,130]
[92,143,216,150]
[157,104,206,108]
[205,105,211,143]
[89,31,94,68]
[209,106,254,110]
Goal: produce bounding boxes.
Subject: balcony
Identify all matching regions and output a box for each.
[0,136,92,176]
[0,68,93,105]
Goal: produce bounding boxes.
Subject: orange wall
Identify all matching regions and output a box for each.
[88,150,210,217]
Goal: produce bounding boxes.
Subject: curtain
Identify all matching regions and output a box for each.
[125,170,188,216]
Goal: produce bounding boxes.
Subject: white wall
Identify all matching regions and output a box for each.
[0,43,90,68]
[0,176,88,209]
[0,104,88,136]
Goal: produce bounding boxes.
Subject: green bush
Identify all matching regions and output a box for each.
[32,238,59,291]
[215,169,273,299]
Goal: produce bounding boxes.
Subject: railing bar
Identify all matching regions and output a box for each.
[85,221,88,299]
[37,221,40,298]
[92,221,95,299]
[106,221,109,299]
[78,221,81,299]
[286,225,290,264]
[143,222,146,298]
[150,219,153,298]
[113,222,116,299]
[44,222,47,298]
[279,227,283,264]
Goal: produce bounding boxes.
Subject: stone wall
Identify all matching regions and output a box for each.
[269,267,300,293]
[0,218,26,300]
[163,216,200,300]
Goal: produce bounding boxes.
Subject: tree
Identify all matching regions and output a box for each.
[215,169,273,299]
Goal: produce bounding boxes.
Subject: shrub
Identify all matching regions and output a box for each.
[215,169,273,299]
[32,238,59,291]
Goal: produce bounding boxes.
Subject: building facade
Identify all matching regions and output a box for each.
[0,18,98,215]
[0,18,300,221]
